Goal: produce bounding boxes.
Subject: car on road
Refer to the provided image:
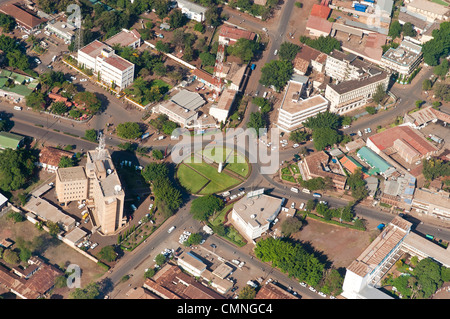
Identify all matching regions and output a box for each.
[367,128,372,133]
[290,187,299,193]
[350,133,357,136]
[299,282,307,287]
[254,90,259,96]
[309,286,317,292]
[313,193,322,198]
[293,143,299,148]
[239,187,245,192]
[319,200,328,205]
[274,49,278,55]
[210,244,217,248]
[168,226,176,233]
[80,78,87,82]
[343,125,350,129]
[318,292,327,297]
[358,130,362,136]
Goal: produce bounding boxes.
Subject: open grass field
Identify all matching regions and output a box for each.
[177,153,243,195]
[177,164,209,194]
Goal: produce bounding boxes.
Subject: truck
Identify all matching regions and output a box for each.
[168,226,176,233]
[141,132,150,140]
[377,223,385,231]
[247,280,259,288]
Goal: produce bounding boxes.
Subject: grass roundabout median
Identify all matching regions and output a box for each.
[176,146,249,195]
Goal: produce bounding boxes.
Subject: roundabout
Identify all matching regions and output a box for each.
[176,146,250,195]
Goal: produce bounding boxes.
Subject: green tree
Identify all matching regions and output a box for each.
[372,84,386,104]
[194,22,205,33]
[190,195,224,221]
[98,246,117,262]
[185,233,203,246]
[69,282,101,299]
[199,52,216,66]
[0,149,36,192]
[51,101,68,115]
[422,22,450,66]
[434,83,450,102]
[402,22,417,37]
[205,6,221,27]
[169,9,186,29]
[247,111,267,136]
[281,216,303,237]
[152,149,164,160]
[365,106,377,115]
[3,249,19,264]
[59,156,75,168]
[239,286,257,299]
[227,38,261,63]
[73,91,101,114]
[116,122,142,139]
[26,91,46,110]
[154,253,166,266]
[299,35,340,54]
[259,59,293,91]
[155,40,170,53]
[422,79,432,91]
[347,168,368,200]
[311,127,341,150]
[141,162,169,182]
[289,130,309,143]
[388,20,402,39]
[252,97,271,113]
[434,59,449,79]
[47,221,61,237]
[85,129,98,142]
[278,42,301,61]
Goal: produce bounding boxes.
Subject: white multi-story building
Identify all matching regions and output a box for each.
[325,69,390,115]
[411,188,450,221]
[405,0,450,22]
[381,40,422,76]
[209,89,237,124]
[277,78,329,132]
[45,20,76,43]
[175,0,207,22]
[325,51,369,82]
[77,40,135,89]
[230,194,283,242]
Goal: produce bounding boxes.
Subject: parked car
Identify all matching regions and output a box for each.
[299,282,307,287]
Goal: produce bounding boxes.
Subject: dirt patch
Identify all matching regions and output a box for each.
[292,217,377,269]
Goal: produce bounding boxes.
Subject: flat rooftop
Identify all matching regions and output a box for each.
[104,29,141,47]
[233,194,283,226]
[347,216,412,278]
[281,83,328,114]
[57,166,87,182]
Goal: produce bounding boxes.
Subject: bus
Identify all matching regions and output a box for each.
[426,234,434,240]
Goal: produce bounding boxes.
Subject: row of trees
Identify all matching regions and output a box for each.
[141,162,182,218]
[0,35,31,72]
[422,158,450,181]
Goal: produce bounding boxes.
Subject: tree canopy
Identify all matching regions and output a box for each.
[299,35,341,54]
[259,59,293,91]
[116,122,142,139]
[0,148,35,192]
[422,22,450,66]
[278,42,301,61]
[190,194,224,221]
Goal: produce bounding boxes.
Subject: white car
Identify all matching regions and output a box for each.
[90,243,98,249]
[293,143,299,148]
[80,78,88,82]
[149,203,153,210]
[291,202,295,209]
[299,282,307,287]
[309,286,317,292]
[318,292,327,297]
[367,128,372,133]
[343,125,350,129]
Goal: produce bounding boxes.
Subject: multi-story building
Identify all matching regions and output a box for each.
[175,0,207,22]
[85,147,125,235]
[155,89,206,127]
[0,3,46,33]
[55,166,89,203]
[411,188,450,221]
[292,44,328,75]
[405,0,450,22]
[276,77,329,132]
[230,194,283,242]
[381,40,422,76]
[325,68,390,115]
[218,25,256,45]
[45,20,76,43]
[55,139,125,235]
[325,51,373,82]
[298,151,347,190]
[78,40,135,89]
[104,29,142,49]
[209,89,237,124]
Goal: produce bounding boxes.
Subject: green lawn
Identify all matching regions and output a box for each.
[224,154,249,177]
[179,152,243,195]
[176,164,209,194]
[431,0,448,5]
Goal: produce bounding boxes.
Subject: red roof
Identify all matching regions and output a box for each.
[306,16,333,34]
[368,126,437,156]
[310,4,331,19]
[219,25,256,42]
[0,3,45,30]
